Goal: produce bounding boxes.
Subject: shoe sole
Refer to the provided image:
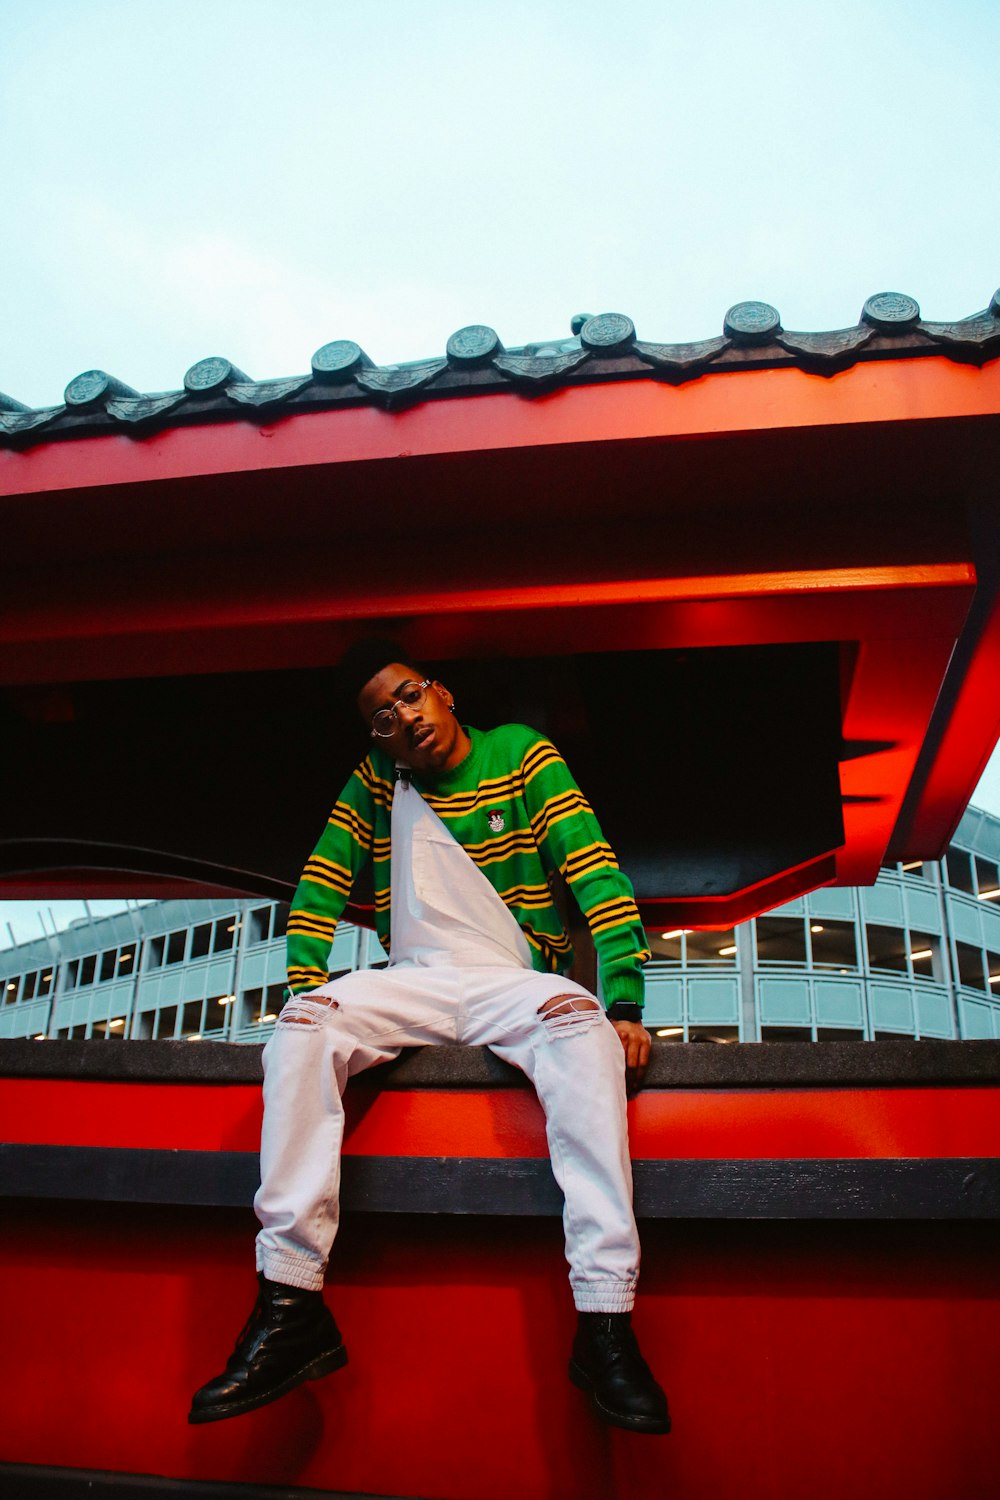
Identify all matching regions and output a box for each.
[188,1343,348,1424]
[568,1358,672,1435]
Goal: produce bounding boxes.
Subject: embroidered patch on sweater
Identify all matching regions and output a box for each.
[486,810,506,833]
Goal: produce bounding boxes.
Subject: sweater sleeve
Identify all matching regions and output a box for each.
[519,735,650,1008]
[285,757,377,994]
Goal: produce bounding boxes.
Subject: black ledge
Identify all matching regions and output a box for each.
[2,1036,999,1090]
[2,292,998,449]
[5,1145,1000,1218]
[0,1465,415,1500]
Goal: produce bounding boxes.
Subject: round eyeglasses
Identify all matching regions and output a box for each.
[370,679,431,738]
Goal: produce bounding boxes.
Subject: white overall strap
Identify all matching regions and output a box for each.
[390,766,532,969]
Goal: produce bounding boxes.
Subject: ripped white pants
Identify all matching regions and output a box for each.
[254,963,640,1312]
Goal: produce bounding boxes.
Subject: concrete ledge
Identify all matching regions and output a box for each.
[2,1036,1000,1088]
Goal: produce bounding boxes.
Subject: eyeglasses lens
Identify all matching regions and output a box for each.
[371,682,427,738]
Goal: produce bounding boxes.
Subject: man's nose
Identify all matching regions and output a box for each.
[396,700,422,726]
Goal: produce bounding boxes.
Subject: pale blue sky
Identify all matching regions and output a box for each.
[2,1,998,946]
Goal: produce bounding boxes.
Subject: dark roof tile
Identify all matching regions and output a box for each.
[354,358,448,405]
[184,357,251,394]
[493,348,590,383]
[723,300,782,344]
[635,334,731,372]
[861,291,921,332]
[3,289,998,448]
[227,374,313,408]
[64,370,137,407]
[106,392,187,424]
[775,325,875,362]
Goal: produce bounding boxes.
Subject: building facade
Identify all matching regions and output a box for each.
[3,805,999,1046]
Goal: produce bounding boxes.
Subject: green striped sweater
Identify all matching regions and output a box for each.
[286,723,650,1008]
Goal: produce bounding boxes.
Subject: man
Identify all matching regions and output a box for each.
[189,643,669,1434]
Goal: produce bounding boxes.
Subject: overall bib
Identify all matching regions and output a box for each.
[254,775,640,1312]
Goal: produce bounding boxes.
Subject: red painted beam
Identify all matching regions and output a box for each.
[4,1076,1000,1161]
[3,357,998,499]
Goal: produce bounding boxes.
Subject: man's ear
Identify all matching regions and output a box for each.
[431,680,453,709]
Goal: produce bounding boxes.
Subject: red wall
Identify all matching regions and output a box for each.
[1,1200,998,1500]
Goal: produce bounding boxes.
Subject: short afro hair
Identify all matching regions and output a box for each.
[337,636,426,701]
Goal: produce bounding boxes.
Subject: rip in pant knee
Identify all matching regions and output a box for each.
[278,994,340,1027]
[537,993,603,1036]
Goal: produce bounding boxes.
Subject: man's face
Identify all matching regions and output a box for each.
[357,662,469,774]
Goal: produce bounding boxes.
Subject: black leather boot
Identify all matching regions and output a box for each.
[569,1312,670,1434]
[188,1274,347,1424]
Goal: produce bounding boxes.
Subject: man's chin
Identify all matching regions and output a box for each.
[412,747,447,772]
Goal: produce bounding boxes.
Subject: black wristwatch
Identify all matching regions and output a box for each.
[606,1001,643,1024]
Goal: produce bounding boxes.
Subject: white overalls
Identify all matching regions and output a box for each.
[254,773,640,1312]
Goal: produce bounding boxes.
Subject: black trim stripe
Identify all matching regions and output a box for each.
[287,909,337,935]
[300,863,352,898]
[287,965,328,987]
[529,789,589,843]
[520,741,562,783]
[563,840,619,878]
[4,1144,999,1219]
[355,760,393,808]
[462,829,538,863]
[421,772,522,816]
[327,802,373,845]
[497,882,556,910]
[0,1462,417,1500]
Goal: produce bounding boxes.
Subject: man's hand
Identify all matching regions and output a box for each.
[611,1019,651,1093]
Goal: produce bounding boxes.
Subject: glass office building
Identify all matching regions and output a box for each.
[3,805,999,1046]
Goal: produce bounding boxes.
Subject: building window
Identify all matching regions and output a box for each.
[64,959,79,988]
[102,1017,128,1040]
[3,978,18,1005]
[213,918,238,953]
[987,951,1000,992]
[261,983,285,1023]
[240,984,284,1028]
[166,931,187,964]
[248,907,272,944]
[687,1026,739,1043]
[808,921,857,969]
[755,917,806,964]
[190,924,212,960]
[649,929,686,962]
[975,857,1000,902]
[146,936,165,969]
[946,848,975,894]
[955,942,987,992]
[900,859,930,880]
[866,925,908,974]
[907,932,939,982]
[154,1005,179,1040]
[272,904,290,940]
[79,954,96,985]
[649,927,738,965]
[760,1026,812,1042]
[180,1000,204,1039]
[205,993,236,1033]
